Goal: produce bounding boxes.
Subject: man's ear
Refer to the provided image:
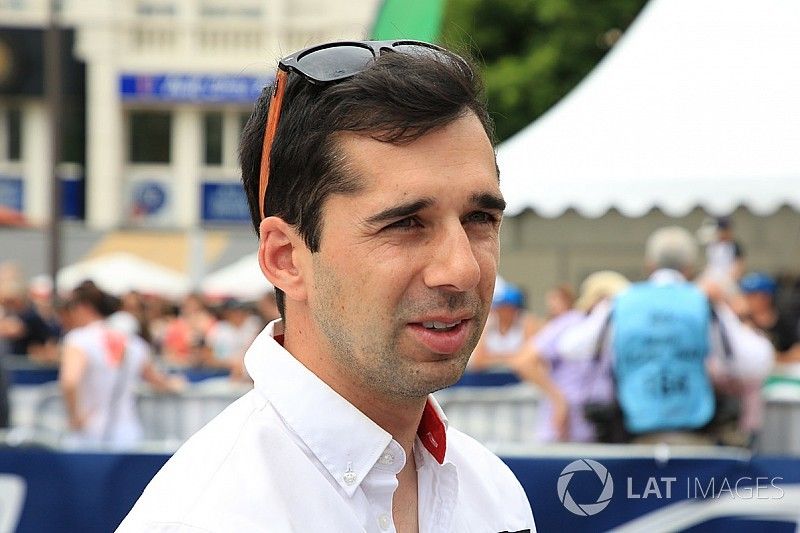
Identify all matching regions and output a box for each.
[258,216,309,303]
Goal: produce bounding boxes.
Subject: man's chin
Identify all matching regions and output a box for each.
[406,356,471,396]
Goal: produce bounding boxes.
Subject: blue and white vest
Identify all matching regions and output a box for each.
[612,281,714,434]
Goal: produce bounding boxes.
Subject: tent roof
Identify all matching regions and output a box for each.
[200,253,273,301]
[56,252,191,299]
[496,0,800,218]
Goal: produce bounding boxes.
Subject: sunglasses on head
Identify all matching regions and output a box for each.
[257,40,467,220]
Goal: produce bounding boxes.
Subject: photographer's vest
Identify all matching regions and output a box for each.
[612,281,714,434]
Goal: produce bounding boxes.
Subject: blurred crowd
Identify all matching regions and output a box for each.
[0,263,279,374]
[0,262,278,446]
[470,218,800,448]
[1,217,799,450]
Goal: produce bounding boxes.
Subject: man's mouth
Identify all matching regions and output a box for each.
[420,320,463,332]
[407,317,473,355]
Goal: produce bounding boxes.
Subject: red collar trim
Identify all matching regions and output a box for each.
[273,332,447,464]
[417,399,447,464]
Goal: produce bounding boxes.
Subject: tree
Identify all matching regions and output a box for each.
[441,0,648,142]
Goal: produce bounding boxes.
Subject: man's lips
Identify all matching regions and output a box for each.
[406,317,473,355]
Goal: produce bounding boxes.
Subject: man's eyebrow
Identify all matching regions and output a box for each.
[472,192,506,212]
[364,198,435,225]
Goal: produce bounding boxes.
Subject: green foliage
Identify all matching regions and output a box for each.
[441,0,648,142]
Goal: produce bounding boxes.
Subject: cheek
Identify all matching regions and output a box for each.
[475,244,499,279]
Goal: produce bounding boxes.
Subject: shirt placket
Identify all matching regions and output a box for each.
[417,449,459,533]
[360,440,405,533]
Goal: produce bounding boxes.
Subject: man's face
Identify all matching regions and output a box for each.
[307,112,502,401]
[744,291,772,313]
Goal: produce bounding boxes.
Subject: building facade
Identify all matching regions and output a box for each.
[0,0,378,229]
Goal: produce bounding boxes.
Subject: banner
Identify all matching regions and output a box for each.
[0,450,168,533]
[120,74,271,104]
[0,449,798,532]
[201,181,250,224]
[0,176,23,211]
[506,454,800,531]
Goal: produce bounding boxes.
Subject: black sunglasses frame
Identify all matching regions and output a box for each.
[277,39,455,85]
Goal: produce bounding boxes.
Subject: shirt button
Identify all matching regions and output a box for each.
[378,452,395,465]
[343,470,358,486]
[378,514,391,530]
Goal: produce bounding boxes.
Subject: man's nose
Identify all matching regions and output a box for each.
[423,223,481,292]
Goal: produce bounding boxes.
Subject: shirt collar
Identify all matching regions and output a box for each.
[649,268,688,285]
[244,320,450,496]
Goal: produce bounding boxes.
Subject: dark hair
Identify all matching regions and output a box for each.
[71,282,117,317]
[240,47,493,317]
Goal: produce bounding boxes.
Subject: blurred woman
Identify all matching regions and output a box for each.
[515,273,629,443]
[469,283,540,371]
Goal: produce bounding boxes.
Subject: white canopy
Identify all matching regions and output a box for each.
[497,0,800,218]
[200,253,273,301]
[56,252,191,299]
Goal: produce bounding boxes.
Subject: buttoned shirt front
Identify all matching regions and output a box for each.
[118,320,535,532]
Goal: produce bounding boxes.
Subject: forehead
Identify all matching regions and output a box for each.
[334,113,499,203]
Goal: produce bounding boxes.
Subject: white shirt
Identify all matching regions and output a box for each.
[118,320,535,533]
[63,320,150,449]
[482,314,527,357]
[558,269,774,379]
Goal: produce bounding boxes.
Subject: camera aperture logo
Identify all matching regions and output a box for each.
[557,459,614,516]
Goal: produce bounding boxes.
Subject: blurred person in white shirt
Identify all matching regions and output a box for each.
[469,282,540,371]
[60,283,183,449]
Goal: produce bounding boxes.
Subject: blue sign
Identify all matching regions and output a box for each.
[132,181,167,216]
[1,450,799,532]
[507,455,800,531]
[120,74,272,103]
[60,175,85,220]
[201,181,250,223]
[0,176,23,210]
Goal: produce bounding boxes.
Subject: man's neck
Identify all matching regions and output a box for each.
[340,384,426,458]
[282,315,427,456]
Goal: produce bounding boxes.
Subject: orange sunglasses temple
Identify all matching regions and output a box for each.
[258,69,289,220]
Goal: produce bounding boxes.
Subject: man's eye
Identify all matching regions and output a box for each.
[386,217,421,230]
[465,211,498,224]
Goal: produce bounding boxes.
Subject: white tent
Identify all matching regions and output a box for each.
[200,253,273,301]
[497,0,800,218]
[56,252,191,299]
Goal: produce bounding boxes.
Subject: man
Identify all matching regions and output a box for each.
[0,276,59,361]
[558,227,773,444]
[702,216,745,293]
[739,272,800,363]
[60,283,183,449]
[119,41,534,532]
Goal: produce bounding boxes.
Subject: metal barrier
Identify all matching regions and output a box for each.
[6,380,800,455]
[136,379,250,442]
[6,379,250,447]
[433,384,541,445]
